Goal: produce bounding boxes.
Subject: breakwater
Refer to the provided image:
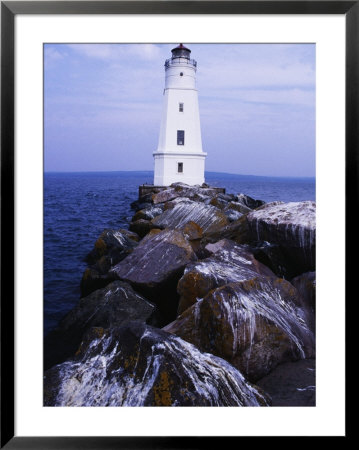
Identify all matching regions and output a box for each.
[44,182,316,406]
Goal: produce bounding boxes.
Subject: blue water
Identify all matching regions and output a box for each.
[44,171,315,335]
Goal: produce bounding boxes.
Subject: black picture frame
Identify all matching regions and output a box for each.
[1,1,352,447]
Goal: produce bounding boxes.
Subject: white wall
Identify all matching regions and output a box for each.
[154,153,206,186]
[154,56,206,185]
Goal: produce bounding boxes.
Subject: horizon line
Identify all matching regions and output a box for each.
[44,169,315,180]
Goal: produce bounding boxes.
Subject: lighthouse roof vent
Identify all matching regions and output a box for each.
[171,43,191,59]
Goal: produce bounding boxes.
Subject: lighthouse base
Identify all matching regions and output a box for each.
[138,184,225,199]
[153,152,207,186]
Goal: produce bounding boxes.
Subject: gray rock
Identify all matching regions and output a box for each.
[152,199,229,235]
[247,201,316,275]
[256,359,315,406]
[85,229,138,266]
[111,229,197,323]
[132,205,164,221]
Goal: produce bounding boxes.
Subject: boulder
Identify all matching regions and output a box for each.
[250,241,290,279]
[129,219,158,238]
[44,281,155,370]
[80,267,114,298]
[236,193,266,209]
[224,209,243,222]
[202,214,251,244]
[209,196,229,210]
[131,205,164,222]
[130,192,153,211]
[164,277,315,381]
[152,188,180,205]
[152,199,229,235]
[81,229,140,297]
[226,201,252,215]
[110,229,197,324]
[256,359,315,406]
[85,229,138,266]
[177,242,276,314]
[247,201,316,276]
[44,322,270,407]
[181,221,203,241]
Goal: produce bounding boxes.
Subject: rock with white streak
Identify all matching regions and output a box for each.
[44,281,155,370]
[177,243,276,314]
[131,205,164,222]
[44,322,270,406]
[85,229,139,266]
[247,201,316,275]
[164,277,315,381]
[152,199,229,235]
[110,229,197,324]
[236,193,266,210]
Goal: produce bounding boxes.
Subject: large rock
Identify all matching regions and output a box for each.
[236,193,265,210]
[131,205,164,222]
[256,359,315,406]
[152,188,180,204]
[164,277,315,381]
[250,241,290,279]
[44,322,270,407]
[85,229,139,266]
[81,229,139,297]
[247,201,316,276]
[177,241,276,314]
[110,229,197,324]
[152,199,229,235]
[129,219,158,238]
[202,214,252,244]
[80,267,114,298]
[44,281,155,370]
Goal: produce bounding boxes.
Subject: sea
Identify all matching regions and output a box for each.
[44,171,315,336]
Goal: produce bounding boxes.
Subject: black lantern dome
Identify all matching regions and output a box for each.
[171,43,191,59]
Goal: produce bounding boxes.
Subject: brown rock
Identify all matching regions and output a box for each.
[177,242,275,314]
[181,221,203,241]
[165,277,315,381]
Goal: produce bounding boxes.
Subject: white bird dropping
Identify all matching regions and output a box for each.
[153,44,207,186]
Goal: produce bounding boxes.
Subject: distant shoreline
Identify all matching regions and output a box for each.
[44,170,316,182]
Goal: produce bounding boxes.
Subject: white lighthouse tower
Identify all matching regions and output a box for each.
[153,44,207,186]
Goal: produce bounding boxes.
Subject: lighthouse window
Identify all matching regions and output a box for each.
[178,162,183,173]
[177,130,185,145]
[179,103,184,112]
[180,72,183,76]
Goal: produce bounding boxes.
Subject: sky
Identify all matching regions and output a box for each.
[44,43,315,177]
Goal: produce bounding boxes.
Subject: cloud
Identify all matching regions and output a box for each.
[44,46,66,68]
[65,43,162,62]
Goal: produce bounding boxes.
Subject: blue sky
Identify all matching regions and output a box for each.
[44,43,315,177]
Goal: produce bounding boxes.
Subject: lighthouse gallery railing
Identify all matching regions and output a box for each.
[165,58,197,68]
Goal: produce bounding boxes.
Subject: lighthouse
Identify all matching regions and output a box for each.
[153,44,207,186]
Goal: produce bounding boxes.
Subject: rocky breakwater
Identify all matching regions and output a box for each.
[44,182,316,406]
